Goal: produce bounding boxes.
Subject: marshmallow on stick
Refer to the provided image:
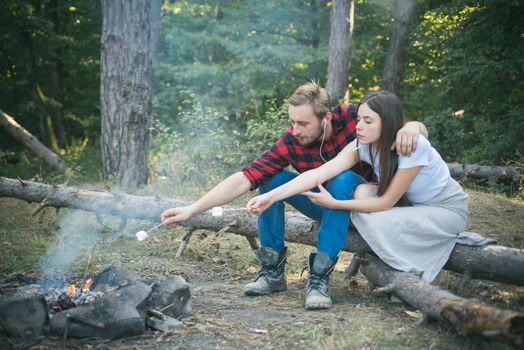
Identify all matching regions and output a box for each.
[135,222,164,241]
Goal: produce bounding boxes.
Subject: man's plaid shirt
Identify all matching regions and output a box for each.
[242,104,371,190]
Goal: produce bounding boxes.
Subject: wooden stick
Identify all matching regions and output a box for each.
[16,176,27,186]
[345,254,362,280]
[175,228,194,259]
[82,241,97,281]
[245,236,259,251]
[31,198,49,216]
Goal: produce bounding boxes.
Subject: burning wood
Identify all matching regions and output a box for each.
[82,278,93,292]
[66,284,76,296]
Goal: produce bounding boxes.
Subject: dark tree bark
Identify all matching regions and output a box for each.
[101,0,154,188]
[310,0,320,49]
[19,31,50,147]
[326,0,354,101]
[381,0,416,96]
[48,0,68,149]
[1,176,523,287]
[0,112,68,173]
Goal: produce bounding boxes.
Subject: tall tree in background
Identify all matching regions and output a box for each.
[48,0,68,149]
[326,0,354,101]
[101,0,156,188]
[381,0,416,96]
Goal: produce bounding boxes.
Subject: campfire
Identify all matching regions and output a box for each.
[0,266,192,341]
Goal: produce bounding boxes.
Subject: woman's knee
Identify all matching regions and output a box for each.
[354,184,378,199]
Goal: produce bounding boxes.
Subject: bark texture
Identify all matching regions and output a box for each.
[381,0,416,96]
[360,255,523,345]
[101,0,153,188]
[1,176,523,287]
[326,0,354,101]
[447,163,520,182]
[0,111,67,173]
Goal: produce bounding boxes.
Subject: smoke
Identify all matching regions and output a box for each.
[38,208,102,278]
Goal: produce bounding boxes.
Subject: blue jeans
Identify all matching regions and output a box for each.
[258,170,366,261]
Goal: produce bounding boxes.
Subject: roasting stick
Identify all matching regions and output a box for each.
[135,222,165,241]
[81,241,97,281]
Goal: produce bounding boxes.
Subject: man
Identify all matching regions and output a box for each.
[161,82,427,310]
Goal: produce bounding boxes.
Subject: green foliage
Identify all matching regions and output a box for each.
[244,100,290,155]
[1,0,522,196]
[422,109,467,162]
[0,0,101,150]
[150,95,249,192]
[349,0,397,100]
[403,0,524,164]
[156,0,330,119]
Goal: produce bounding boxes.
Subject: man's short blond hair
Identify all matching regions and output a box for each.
[288,81,332,119]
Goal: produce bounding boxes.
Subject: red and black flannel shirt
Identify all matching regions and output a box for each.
[242,104,372,190]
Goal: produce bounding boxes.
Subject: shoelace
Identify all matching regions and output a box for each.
[307,273,327,293]
[257,267,273,280]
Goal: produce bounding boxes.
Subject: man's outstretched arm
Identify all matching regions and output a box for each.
[161,171,251,226]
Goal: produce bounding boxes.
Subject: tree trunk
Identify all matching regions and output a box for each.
[310,0,320,49]
[101,0,153,188]
[48,0,68,149]
[1,176,523,287]
[360,255,523,345]
[19,31,50,147]
[0,112,68,173]
[326,0,354,101]
[381,0,416,96]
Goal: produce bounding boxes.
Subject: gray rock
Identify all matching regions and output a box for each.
[146,314,183,332]
[145,275,192,318]
[0,285,47,337]
[50,280,151,339]
[90,265,140,293]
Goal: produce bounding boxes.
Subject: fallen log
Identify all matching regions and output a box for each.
[360,255,524,345]
[0,110,68,173]
[0,176,523,286]
[447,163,521,182]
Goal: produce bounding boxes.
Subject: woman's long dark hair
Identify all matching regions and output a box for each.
[358,91,408,205]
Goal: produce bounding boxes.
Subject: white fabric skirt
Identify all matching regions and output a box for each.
[351,178,495,282]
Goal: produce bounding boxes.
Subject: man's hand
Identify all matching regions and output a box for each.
[302,183,337,208]
[392,122,425,156]
[161,205,196,227]
[246,193,275,216]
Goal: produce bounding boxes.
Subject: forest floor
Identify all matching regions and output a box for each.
[0,188,523,349]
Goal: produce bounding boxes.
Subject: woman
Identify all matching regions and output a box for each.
[247,90,492,283]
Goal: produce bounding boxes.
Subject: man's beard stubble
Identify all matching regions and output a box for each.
[297,125,325,148]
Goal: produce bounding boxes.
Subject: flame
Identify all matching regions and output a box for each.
[82,278,93,292]
[67,284,77,296]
